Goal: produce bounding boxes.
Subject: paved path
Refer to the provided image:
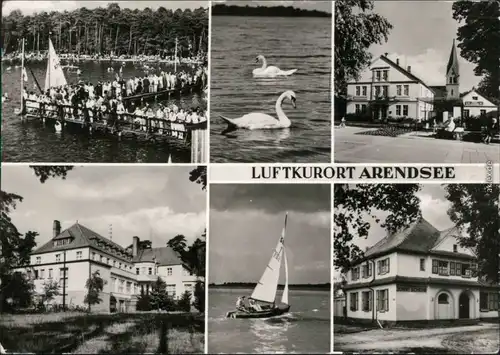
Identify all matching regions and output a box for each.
[335,127,500,163]
[335,323,499,352]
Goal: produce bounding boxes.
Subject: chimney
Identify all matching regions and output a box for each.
[407,66,411,73]
[396,58,399,66]
[132,236,139,257]
[53,220,61,238]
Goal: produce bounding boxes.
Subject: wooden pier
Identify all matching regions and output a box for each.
[22,99,208,163]
[122,81,205,108]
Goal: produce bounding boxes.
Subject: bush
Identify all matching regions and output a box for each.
[192,281,204,313]
[136,293,152,311]
[344,112,372,122]
[177,291,191,312]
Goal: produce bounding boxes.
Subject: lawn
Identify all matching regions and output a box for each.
[0,311,204,354]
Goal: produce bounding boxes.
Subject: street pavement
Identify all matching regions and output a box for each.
[334,127,500,163]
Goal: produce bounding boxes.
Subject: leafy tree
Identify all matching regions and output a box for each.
[29,165,74,183]
[41,279,60,306]
[192,281,204,313]
[85,270,106,311]
[149,277,170,310]
[444,184,500,283]
[136,287,152,311]
[452,0,500,101]
[167,235,188,255]
[334,184,422,274]
[334,0,392,95]
[189,166,207,191]
[1,272,34,310]
[177,291,192,312]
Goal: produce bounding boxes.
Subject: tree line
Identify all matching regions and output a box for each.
[1,3,208,57]
[211,4,331,17]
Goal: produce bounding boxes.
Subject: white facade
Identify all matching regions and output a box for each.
[344,230,499,322]
[461,90,498,118]
[346,56,434,121]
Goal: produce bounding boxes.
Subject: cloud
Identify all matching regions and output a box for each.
[210,184,331,214]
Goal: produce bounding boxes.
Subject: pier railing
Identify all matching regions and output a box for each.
[23,99,208,163]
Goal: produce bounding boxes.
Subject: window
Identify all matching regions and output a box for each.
[113,260,116,267]
[480,292,499,311]
[107,258,110,265]
[36,257,41,264]
[356,86,360,96]
[100,255,104,263]
[40,269,45,278]
[377,258,390,275]
[362,86,367,96]
[361,104,367,113]
[34,270,39,279]
[126,282,131,294]
[450,262,456,275]
[438,293,449,304]
[403,105,408,116]
[355,104,361,113]
[464,109,470,118]
[376,289,389,312]
[396,105,401,116]
[362,263,372,278]
[382,86,388,97]
[166,284,176,298]
[461,264,471,278]
[437,260,449,275]
[136,268,140,275]
[350,292,358,311]
[76,251,82,260]
[92,252,95,260]
[420,259,425,271]
[167,267,173,276]
[432,259,438,274]
[375,86,381,97]
[472,96,478,100]
[48,268,53,278]
[383,70,388,81]
[396,85,402,96]
[118,279,124,293]
[453,244,457,253]
[480,109,486,116]
[351,267,360,281]
[111,277,117,292]
[376,71,381,81]
[119,263,122,269]
[403,85,409,96]
[59,268,68,288]
[56,254,61,262]
[451,89,454,96]
[362,291,372,312]
[148,267,152,275]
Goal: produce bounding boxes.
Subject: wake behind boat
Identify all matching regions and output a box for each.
[226,213,291,319]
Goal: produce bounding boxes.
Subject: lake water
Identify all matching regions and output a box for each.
[1,61,206,163]
[208,288,331,353]
[210,16,332,163]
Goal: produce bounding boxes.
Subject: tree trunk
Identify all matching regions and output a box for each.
[95,21,98,53]
[37,32,40,54]
[114,25,120,54]
[69,30,72,53]
[128,27,132,55]
[109,27,112,54]
[85,25,88,54]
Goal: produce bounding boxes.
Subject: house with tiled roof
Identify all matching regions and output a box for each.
[345,52,435,122]
[14,220,200,312]
[341,217,499,324]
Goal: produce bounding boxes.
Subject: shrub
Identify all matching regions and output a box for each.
[192,281,205,313]
[177,291,192,312]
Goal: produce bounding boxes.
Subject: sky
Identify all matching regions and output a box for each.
[2,0,208,16]
[2,165,206,250]
[214,0,332,13]
[333,184,457,280]
[209,184,331,285]
[368,1,483,90]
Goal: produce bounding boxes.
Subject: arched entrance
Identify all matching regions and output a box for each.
[435,291,453,319]
[459,292,470,319]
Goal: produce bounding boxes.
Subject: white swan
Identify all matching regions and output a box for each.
[55,121,62,133]
[252,55,297,78]
[219,90,296,133]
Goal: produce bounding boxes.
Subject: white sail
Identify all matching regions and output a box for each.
[281,248,289,305]
[44,38,67,91]
[250,213,288,304]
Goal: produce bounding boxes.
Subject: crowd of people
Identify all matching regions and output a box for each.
[23,67,208,138]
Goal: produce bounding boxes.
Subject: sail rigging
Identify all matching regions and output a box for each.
[44,37,67,91]
[250,213,288,304]
[281,249,289,305]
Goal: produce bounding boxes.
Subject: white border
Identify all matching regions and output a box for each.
[331,0,335,165]
[330,183,334,354]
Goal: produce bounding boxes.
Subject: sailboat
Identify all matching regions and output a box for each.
[226,213,291,319]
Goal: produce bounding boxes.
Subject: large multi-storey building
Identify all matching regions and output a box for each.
[14,220,200,312]
[342,218,499,324]
[346,54,435,122]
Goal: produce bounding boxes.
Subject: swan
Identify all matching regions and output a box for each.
[252,55,297,78]
[55,121,62,133]
[219,90,296,133]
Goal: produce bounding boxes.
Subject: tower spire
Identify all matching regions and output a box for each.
[446,39,460,99]
[446,39,459,78]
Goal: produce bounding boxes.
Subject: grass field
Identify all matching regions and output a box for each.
[0,311,204,354]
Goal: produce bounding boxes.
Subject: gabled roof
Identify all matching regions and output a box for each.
[379,55,435,92]
[364,217,440,259]
[133,246,183,266]
[32,223,133,262]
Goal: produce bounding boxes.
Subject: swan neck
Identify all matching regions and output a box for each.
[275,93,289,124]
[261,57,267,69]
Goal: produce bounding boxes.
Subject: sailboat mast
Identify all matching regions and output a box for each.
[20,38,25,111]
[174,37,178,72]
[48,32,51,92]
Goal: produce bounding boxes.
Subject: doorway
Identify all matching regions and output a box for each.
[459,292,470,319]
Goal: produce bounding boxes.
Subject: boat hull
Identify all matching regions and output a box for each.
[226,305,290,319]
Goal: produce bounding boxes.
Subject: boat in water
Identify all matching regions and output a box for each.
[226,213,291,319]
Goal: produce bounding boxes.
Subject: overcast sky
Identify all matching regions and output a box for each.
[367,1,483,90]
[214,0,332,13]
[2,0,208,16]
[209,184,331,285]
[2,165,206,250]
[333,184,457,280]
